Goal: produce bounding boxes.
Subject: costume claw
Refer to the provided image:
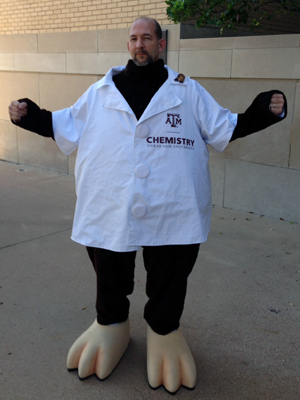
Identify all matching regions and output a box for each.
[67,319,130,380]
[147,324,196,394]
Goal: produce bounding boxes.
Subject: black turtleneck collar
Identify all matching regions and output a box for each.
[124,59,166,80]
[113,59,168,120]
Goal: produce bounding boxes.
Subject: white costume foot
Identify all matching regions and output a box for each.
[147,324,197,394]
[67,319,130,380]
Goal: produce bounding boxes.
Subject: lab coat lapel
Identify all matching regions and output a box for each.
[102,84,135,116]
[139,79,182,123]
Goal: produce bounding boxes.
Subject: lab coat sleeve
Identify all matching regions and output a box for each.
[52,87,91,156]
[192,82,238,153]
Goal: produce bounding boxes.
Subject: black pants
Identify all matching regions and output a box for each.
[86,244,200,335]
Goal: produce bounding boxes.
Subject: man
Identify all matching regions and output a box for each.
[9,17,286,395]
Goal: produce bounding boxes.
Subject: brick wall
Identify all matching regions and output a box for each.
[0,0,171,35]
[1,0,299,36]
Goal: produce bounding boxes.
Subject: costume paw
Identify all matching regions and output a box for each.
[147,324,196,394]
[67,319,130,380]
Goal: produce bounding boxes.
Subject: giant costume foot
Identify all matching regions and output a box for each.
[147,325,197,394]
[67,319,130,380]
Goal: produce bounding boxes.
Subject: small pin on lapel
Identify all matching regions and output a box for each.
[174,73,185,83]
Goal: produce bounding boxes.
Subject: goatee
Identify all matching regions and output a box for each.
[133,50,154,67]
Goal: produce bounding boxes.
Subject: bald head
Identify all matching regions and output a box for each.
[130,17,162,41]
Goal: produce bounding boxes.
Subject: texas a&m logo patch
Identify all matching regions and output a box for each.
[165,113,182,129]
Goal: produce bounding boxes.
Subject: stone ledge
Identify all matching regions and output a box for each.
[180,34,300,51]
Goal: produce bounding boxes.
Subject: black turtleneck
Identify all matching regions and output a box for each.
[113,59,168,120]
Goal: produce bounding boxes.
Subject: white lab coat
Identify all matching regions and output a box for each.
[52,65,237,252]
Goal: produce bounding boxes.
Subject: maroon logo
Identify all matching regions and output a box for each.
[165,113,182,128]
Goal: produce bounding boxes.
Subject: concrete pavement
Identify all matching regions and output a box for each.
[0,160,299,400]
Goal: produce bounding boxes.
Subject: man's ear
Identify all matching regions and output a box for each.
[158,39,167,54]
[127,42,130,52]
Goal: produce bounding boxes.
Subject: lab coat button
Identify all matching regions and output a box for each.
[136,124,150,138]
[135,164,150,179]
[132,204,147,218]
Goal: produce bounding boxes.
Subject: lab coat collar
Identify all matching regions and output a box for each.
[95,65,126,89]
[96,66,134,115]
[95,64,183,121]
[138,65,182,124]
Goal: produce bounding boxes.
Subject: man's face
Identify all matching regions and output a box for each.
[127,19,164,66]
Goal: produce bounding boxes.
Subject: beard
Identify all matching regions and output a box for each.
[133,50,155,67]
